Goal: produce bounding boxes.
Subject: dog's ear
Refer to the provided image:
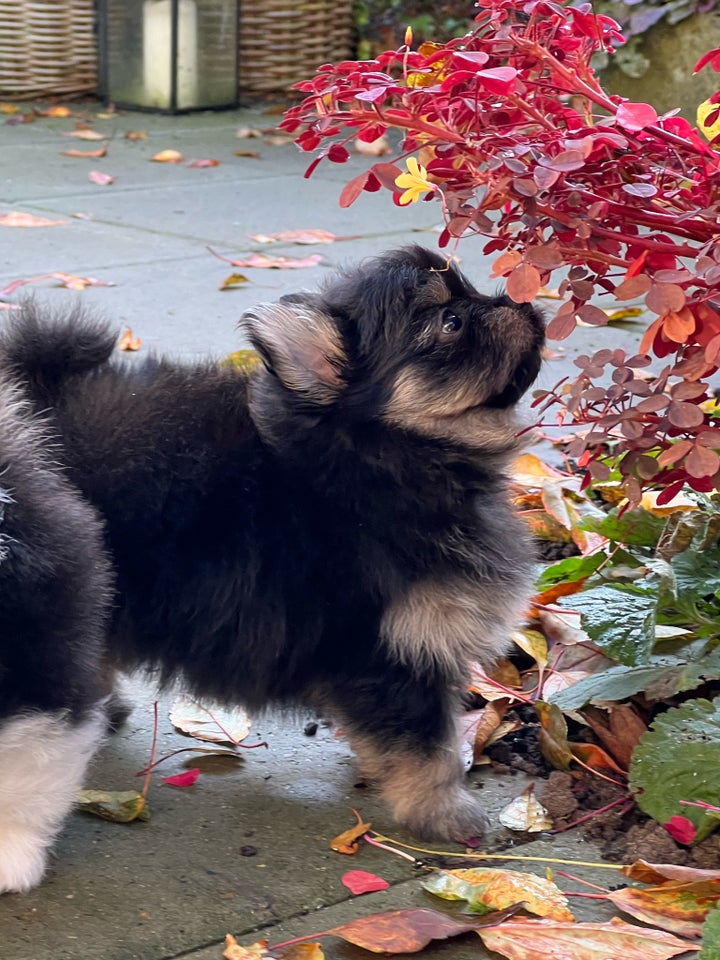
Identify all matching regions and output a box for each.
[241,299,345,404]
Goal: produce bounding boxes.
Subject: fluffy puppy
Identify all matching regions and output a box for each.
[0,246,544,892]
[0,375,113,893]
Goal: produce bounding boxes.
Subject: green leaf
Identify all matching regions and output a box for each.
[580,508,665,548]
[548,647,720,710]
[629,698,720,840]
[700,907,720,960]
[671,547,720,604]
[536,552,605,591]
[76,789,150,823]
[560,584,657,665]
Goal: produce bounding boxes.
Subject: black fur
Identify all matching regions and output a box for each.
[0,247,544,874]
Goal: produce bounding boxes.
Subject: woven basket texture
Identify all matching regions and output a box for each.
[238,0,354,94]
[0,0,97,98]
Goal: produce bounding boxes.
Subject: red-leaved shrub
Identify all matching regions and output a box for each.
[281,0,720,503]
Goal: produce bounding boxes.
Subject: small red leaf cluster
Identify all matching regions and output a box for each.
[281,0,720,500]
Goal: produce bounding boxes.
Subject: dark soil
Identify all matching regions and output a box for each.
[484,715,720,868]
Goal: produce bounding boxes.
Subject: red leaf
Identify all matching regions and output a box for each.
[664,815,697,845]
[341,871,390,895]
[694,47,720,74]
[615,101,658,132]
[506,262,541,303]
[187,158,220,168]
[162,768,201,787]
[477,66,517,94]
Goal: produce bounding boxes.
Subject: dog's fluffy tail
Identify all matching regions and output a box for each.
[0,301,117,396]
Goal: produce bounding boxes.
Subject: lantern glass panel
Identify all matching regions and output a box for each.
[101,0,238,111]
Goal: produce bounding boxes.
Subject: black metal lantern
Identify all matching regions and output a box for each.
[98,0,239,112]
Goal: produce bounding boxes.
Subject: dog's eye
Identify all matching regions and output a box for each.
[440,310,463,336]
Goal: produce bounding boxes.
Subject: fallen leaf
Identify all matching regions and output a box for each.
[0,212,66,227]
[330,808,371,854]
[125,130,148,141]
[498,785,554,833]
[187,158,220,168]
[118,328,142,351]
[0,273,114,297]
[89,170,115,186]
[219,273,251,290]
[234,149,261,158]
[249,229,339,245]
[36,105,72,118]
[275,945,324,960]
[61,128,107,141]
[570,741,629,777]
[151,149,184,163]
[77,789,149,822]
[623,861,720,884]
[209,249,323,270]
[608,881,720,939]
[478,916,696,960]
[535,700,574,769]
[161,768,201,787]
[329,906,521,953]
[169,696,251,744]
[0,102,19,114]
[62,145,108,158]
[423,866,571,920]
[263,134,294,146]
[341,870,390,894]
[236,126,264,138]
[223,935,270,960]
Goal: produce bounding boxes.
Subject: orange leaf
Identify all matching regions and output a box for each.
[118,328,142,351]
[151,149,185,163]
[570,742,629,776]
[187,158,220,167]
[0,212,66,227]
[478,916,696,960]
[623,861,720,884]
[330,808,371,854]
[491,249,522,277]
[608,881,720,939]
[62,145,108,158]
[248,229,339,245]
[661,307,696,343]
[329,907,521,953]
[61,128,106,141]
[210,250,323,270]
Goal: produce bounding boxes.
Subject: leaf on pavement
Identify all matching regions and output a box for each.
[187,158,220,167]
[0,211,66,227]
[62,145,108,158]
[608,881,720,939]
[248,229,339,245]
[210,249,324,269]
[341,870,390,894]
[151,149,184,162]
[118,328,142,351]
[77,789,150,822]
[0,273,114,297]
[478,916,697,960]
[328,906,522,953]
[89,170,115,185]
[161,768,201,788]
[61,128,107,140]
[623,861,720,884]
[219,273,251,290]
[223,936,270,960]
[330,808,371,854]
[423,866,571,920]
[498,785,554,834]
[169,696,251,745]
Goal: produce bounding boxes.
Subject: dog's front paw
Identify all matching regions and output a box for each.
[0,825,49,894]
[395,786,491,844]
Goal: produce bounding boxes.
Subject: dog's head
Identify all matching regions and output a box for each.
[241,246,544,445]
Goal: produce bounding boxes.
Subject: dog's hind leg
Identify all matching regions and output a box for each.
[0,709,105,893]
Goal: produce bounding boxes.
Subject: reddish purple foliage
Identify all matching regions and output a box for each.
[281,0,720,500]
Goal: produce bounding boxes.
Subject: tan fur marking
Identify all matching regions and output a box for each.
[381,576,527,673]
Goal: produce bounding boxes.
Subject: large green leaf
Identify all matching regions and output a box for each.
[629,698,720,839]
[580,509,665,548]
[560,584,657,666]
[536,552,605,591]
[548,647,720,711]
[700,907,720,960]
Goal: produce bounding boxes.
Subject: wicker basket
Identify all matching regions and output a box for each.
[0,1,97,99]
[238,0,354,96]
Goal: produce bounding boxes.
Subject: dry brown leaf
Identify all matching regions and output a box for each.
[151,149,184,163]
[235,126,264,138]
[62,145,108,158]
[581,704,646,771]
[187,158,219,168]
[169,696,251,744]
[330,808,371,855]
[35,105,72,118]
[118,328,142,351]
[0,212,66,227]
[623,860,720,884]
[125,130,147,141]
[249,229,339,245]
[478,916,696,960]
[61,128,107,141]
[209,249,323,270]
[498,785,554,833]
[223,935,270,960]
[219,273,251,291]
[607,881,720,939]
[234,149,261,158]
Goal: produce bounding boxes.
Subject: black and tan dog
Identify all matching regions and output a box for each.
[0,246,543,892]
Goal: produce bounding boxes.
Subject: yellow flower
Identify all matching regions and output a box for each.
[394,157,437,204]
[697,97,720,144]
